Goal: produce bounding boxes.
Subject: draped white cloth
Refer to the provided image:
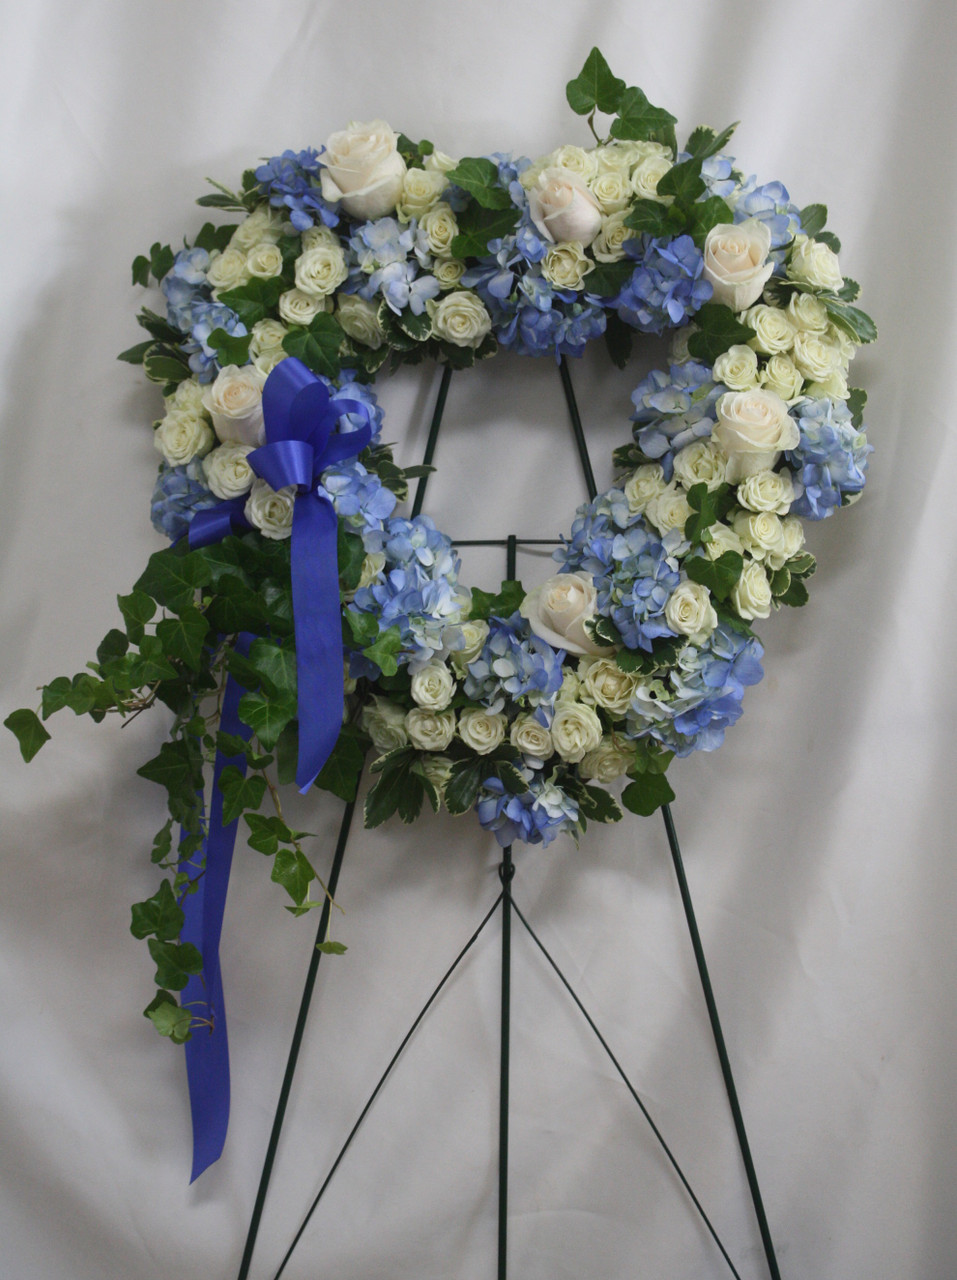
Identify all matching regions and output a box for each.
[2,3,954,1277]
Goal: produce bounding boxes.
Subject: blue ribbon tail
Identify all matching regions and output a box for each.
[291,493,344,793]
[180,634,254,1181]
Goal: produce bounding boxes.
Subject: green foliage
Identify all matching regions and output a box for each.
[621,770,675,817]
[147,938,203,992]
[193,221,236,254]
[683,482,736,546]
[144,991,193,1044]
[130,880,185,942]
[564,775,623,826]
[282,313,345,378]
[821,297,878,345]
[337,526,365,592]
[566,47,626,116]
[604,313,633,368]
[217,277,285,327]
[451,205,522,258]
[313,726,366,802]
[583,261,634,298]
[610,86,678,154]
[445,157,513,209]
[364,747,439,827]
[615,636,681,676]
[207,327,252,367]
[684,550,743,603]
[363,625,403,677]
[316,940,348,955]
[799,203,828,237]
[4,709,50,762]
[217,766,267,827]
[469,580,525,622]
[135,547,212,614]
[686,305,755,363]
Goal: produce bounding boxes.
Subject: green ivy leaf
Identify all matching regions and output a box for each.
[151,818,174,864]
[450,205,522,258]
[684,551,743,603]
[134,548,212,614]
[583,260,634,298]
[147,938,203,992]
[363,625,403,677]
[338,526,366,592]
[4,709,51,762]
[117,589,157,644]
[155,606,210,672]
[684,122,738,162]
[604,313,633,369]
[237,689,297,752]
[799,203,828,237]
[621,771,675,817]
[314,727,366,802]
[207,327,253,367]
[217,278,285,327]
[445,157,513,209]
[136,738,204,815]
[623,199,670,236]
[148,243,175,282]
[344,609,380,648]
[217,766,267,827]
[282,313,345,378]
[565,47,626,116]
[469,580,525,622]
[144,991,193,1043]
[130,879,185,942]
[655,158,706,206]
[685,196,735,245]
[131,255,150,288]
[683,482,736,546]
[686,305,755,364]
[316,940,347,955]
[193,221,236,254]
[610,86,678,153]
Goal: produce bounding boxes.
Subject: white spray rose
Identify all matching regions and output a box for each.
[631,154,673,202]
[528,168,602,246]
[429,291,491,348]
[279,288,328,327]
[253,348,289,377]
[244,479,295,540]
[704,522,745,560]
[712,388,800,483]
[541,242,593,291]
[250,318,288,359]
[792,331,843,382]
[168,378,206,415]
[203,365,266,446]
[736,469,795,515]
[154,409,214,466]
[301,224,340,251]
[579,737,633,783]
[246,242,284,280]
[760,354,805,402]
[520,572,612,657]
[702,219,774,312]
[206,247,250,293]
[588,169,630,214]
[780,514,806,560]
[410,661,455,711]
[646,484,693,537]
[787,235,843,291]
[731,561,772,621]
[550,703,603,763]
[550,144,599,181]
[510,714,554,763]
[577,656,639,715]
[743,304,797,356]
[807,369,850,401]
[336,295,385,349]
[229,206,284,252]
[433,258,466,289]
[361,696,409,752]
[673,440,728,492]
[624,463,667,514]
[450,620,489,675]
[556,670,581,703]
[397,168,447,222]
[320,120,407,220]
[713,344,760,391]
[423,149,458,175]
[458,707,507,755]
[419,202,459,257]
[202,442,255,500]
[787,291,829,332]
[592,211,632,263]
[295,243,348,298]
[733,510,786,564]
[665,581,718,645]
[405,708,456,752]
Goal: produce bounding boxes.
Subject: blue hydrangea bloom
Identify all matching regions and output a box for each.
[181,301,248,381]
[150,461,218,541]
[255,149,339,231]
[630,359,723,469]
[615,235,712,334]
[162,248,212,330]
[787,397,871,519]
[464,614,565,707]
[320,462,397,529]
[477,773,579,847]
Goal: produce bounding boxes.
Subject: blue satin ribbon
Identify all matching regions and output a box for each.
[179,359,373,1178]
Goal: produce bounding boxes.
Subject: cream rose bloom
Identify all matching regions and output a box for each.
[153,409,214,466]
[510,714,554,762]
[712,388,800,483]
[429,291,491,348]
[419,202,459,257]
[541,242,593,291]
[624,463,667,514]
[713,344,760,391]
[424,149,458,175]
[787,291,829,332]
[665,581,718,644]
[704,522,745,560]
[206,247,250,293]
[336,295,385,349]
[702,219,774,312]
[249,318,288,359]
[550,144,599,181]
[202,442,255,500]
[807,369,850,401]
[733,510,786,565]
[244,479,295,540]
[433,258,466,289]
[458,707,507,755]
[579,737,633,784]
[588,170,630,214]
[229,206,285,252]
[246,242,284,280]
[743,304,797,356]
[450,620,489,675]
[731,561,773,621]
[646,484,693,537]
[168,378,206,415]
[592,211,632,263]
[361,696,409,752]
[551,703,603,763]
[405,707,456,752]
[520,572,612,657]
[780,515,806,560]
[792,331,843,382]
[301,224,340,252]
[787,235,843,291]
[736,468,795,515]
[295,243,349,298]
[578,656,639,715]
[320,120,407,220]
[673,440,728,492]
[410,661,455,711]
[278,288,328,327]
[631,154,673,202]
[202,365,266,445]
[760,354,804,402]
[397,167,447,222]
[527,168,602,246]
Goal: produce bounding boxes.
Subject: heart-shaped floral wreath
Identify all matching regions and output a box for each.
[7,50,874,1049]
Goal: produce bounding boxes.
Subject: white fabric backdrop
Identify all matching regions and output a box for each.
[2,3,955,1277]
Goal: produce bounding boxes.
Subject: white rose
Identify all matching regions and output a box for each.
[279,288,328,327]
[743,304,797,355]
[787,291,829,333]
[202,442,256,500]
[337,295,385,349]
[702,219,774,312]
[405,707,456,752]
[557,669,581,703]
[202,365,266,446]
[673,440,728,492]
[806,369,850,401]
[419,202,459,257]
[731,561,772,621]
[396,167,447,222]
[510,714,554,762]
[294,243,348,298]
[450,620,489,675]
[361,696,409,752]
[320,119,407,221]
[760,354,804,402]
[792,331,843,382]
[458,707,507,755]
[410,661,455,711]
[541,242,593,291]
[419,752,454,800]
[736,469,794,515]
[246,242,284,280]
[787,235,843,291]
[301,224,340,251]
[588,170,630,214]
[429,291,491,348]
[712,388,800,483]
[645,483,693,536]
[579,736,633,784]
[713,344,760,391]
[592,142,634,176]
[520,572,612,657]
[423,149,458,175]
[206,247,250,293]
[780,514,806,560]
[550,145,599,181]
[624,463,667,514]
[704,522,745,560]
[592,211,632,263]
[671,327,695,364]
[244,479,295,540]
[665,581,718,645]
[249,319,288,360]
[253,348,289,377]
[578,656,639,715]
[528,168,602,246]
[168,378,206,415]
[433,258,466,289]
[550,703,603,763]
[733,510,786,564]
[229,206,284,252]
[153,409,214,466]
[631,154,673,202]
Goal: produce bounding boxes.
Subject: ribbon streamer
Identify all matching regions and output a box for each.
[180,359,373,1177]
